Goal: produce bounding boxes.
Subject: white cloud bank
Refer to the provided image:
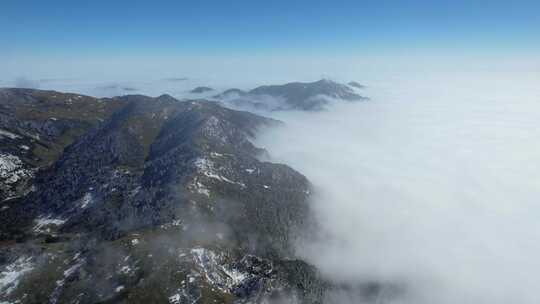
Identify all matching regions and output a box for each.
[2,53,539,303]
[256,69,540,303]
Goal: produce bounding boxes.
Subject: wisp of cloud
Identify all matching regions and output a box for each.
[256,69,540,303]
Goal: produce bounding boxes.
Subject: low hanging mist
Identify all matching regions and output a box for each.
[255,71,540,303]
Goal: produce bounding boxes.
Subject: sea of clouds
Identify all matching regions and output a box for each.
[256,69,540,303]
[3,57,539,303]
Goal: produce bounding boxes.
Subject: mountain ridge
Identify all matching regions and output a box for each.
[0,89,323,303]
[0,88,391,304]
[214,79,368,111]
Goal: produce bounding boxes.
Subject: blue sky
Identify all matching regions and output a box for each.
[1,1,539,81]
[2,0,539,55]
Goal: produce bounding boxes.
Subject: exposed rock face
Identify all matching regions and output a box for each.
[0,89,327,304]
[215,79,368,111]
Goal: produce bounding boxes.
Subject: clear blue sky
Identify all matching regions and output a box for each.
[1,0,539,57]
[1,0,539,83]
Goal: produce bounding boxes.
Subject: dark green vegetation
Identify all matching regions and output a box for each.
[0,89,125,202]
[0,88,392,303]
[0,89,327,303]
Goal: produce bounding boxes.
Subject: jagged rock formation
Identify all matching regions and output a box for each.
[214,79,368,111]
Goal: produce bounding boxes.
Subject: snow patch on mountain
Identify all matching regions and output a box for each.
[0,154,31,185]
[0,257,34,295]
[194,157,246,188]
[191,248,250,292]
[33,216,66,233]
[0,129,20,140]
[79,192,93,209]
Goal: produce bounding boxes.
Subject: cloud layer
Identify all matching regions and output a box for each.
[256,70,540,303]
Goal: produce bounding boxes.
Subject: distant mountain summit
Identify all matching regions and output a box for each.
[189,86,214,94]
[212,88,248,99]
[348,81,366,89]
[215,79,368,111]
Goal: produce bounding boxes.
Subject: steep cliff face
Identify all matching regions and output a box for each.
[0,89,328,304]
